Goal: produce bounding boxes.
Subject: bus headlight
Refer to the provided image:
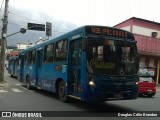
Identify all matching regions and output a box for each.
[89,79,96,87]
[87,75,96,87]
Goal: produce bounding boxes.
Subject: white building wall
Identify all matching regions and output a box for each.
[120,26,131,32]
[17,44,34,50]
[17,44,26,50]
[132,25,160,38]
[120,25,160,38]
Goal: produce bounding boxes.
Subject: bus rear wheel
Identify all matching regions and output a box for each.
[26,76,32,90]
[58,80,68,102]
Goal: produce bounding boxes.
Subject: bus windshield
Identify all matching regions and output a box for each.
[87,37,137,75]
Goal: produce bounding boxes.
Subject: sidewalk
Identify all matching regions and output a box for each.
[156,84,160,92]
[0,81,9,90]
[156,84,160,87]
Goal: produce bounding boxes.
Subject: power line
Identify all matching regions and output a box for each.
[9,12,42,24]
[5,11,74,44]
[7,20,69,35]
[8,18,27,26]
[8,20,67,34]
[8,22,26,28]
[9,11,71,31]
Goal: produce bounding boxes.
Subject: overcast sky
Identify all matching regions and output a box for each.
[0,0,160,45]
[7,0,160,26]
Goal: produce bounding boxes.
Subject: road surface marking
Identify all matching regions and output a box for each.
[11,88,22,92]
[15,83,22,86]
[17,85,33,92]
[0,90,7,92]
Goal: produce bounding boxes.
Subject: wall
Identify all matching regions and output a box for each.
[16,44,34,50]
[114,17,160,83]
[120,26,131,32]
[133,25,160,38]
[134,34,160,56]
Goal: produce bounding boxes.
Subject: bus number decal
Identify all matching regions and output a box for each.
[90,27,128,38]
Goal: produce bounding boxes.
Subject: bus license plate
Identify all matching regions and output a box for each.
[114,93,122,98]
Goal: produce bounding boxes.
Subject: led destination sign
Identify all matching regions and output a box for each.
[86,26,134,39]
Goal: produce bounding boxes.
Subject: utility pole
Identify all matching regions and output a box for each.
[0,0,9,82]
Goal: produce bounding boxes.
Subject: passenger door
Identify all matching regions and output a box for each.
[19,55,25,82]
[69,40,82,97]
[35,49,43,86]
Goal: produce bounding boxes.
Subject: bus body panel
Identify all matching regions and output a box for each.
[82,75,139,101]
[8,56,19,77]
[39,62,68,92]
[17,25,139,102]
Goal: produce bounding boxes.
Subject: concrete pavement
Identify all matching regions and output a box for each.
[156,84,160,92]
[0,80,9,90]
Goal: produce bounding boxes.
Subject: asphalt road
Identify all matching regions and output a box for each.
[0,69,160,120]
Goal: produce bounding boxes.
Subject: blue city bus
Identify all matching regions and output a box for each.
[18,25,139,102]
[8,56,19,77]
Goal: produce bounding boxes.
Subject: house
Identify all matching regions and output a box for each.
[114,17,160,84]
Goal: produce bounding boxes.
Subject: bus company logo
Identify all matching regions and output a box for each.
[2,112,11,117]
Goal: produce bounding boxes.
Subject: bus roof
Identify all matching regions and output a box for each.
[19,25,134,54]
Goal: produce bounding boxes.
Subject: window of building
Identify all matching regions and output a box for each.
[139,57,145,67]
[149,59,154,67]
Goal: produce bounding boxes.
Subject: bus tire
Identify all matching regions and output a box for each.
[10,74,13,77]
[58,80,68,102]
[26,76,32,90]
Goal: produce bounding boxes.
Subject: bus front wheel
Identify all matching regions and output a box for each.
[58,80,68,102]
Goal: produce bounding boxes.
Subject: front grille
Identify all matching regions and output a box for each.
[100,84,134,91]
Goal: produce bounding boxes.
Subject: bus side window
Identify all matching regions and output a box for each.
[28,51,32,64]
[32,50,36,64]
[55,40,68,61]
[24,53,27,64]
[25,53,29,65]
[44,43,54,63]
[78,43,82,65]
